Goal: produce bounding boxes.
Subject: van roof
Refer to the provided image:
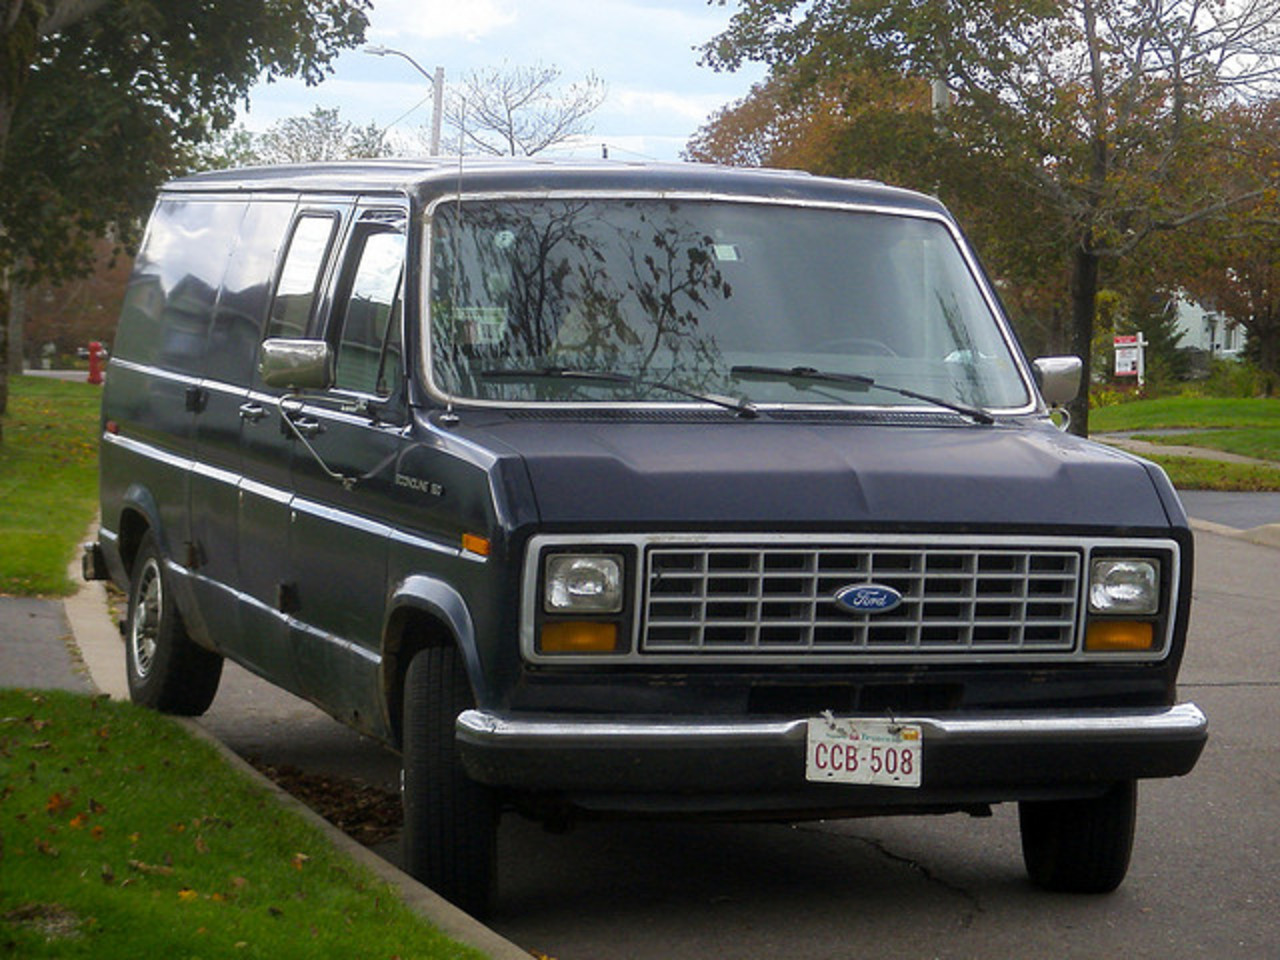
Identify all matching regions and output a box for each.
[164,157,948,217]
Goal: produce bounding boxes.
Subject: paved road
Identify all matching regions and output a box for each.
[6,516,1277,958]
[1178,490,1280,530]
[185,526,1280,960]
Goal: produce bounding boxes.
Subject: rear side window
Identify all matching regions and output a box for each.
[267,214,337,340]
[206,200,295,385]
[115,197,244,375]
[332,225,406,396]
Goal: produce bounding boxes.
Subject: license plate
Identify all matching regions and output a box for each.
[805,717,922,787]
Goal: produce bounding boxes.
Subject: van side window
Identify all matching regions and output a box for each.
[333,227,406,397]
[267,214,337,340]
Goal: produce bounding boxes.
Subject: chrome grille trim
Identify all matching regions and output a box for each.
[644,546,1081,654]
[519,533,1180,665]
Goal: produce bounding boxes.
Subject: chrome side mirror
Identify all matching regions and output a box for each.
[1032,356,1082,408]
[259,338,334,391]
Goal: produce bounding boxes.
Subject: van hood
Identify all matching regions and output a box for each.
[459,416,1181,531]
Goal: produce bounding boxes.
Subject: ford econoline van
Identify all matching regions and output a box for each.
[87,159,1207,916]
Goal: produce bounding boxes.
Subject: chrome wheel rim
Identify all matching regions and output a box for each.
[130,558,162,679]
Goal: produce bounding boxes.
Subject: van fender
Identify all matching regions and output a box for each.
[117,482,213,637]
[116,482,166,570]
[381,575,480,743]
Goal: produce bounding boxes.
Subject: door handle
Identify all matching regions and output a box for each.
[238,402,268,423]
[290,416,324,440]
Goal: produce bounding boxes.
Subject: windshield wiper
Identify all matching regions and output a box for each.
[479,366,759,419]
[729,364,995,425]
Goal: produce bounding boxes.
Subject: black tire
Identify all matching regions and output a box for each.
[1019,781,1137,894]
[401,645,498,917]
[125,531,223,715]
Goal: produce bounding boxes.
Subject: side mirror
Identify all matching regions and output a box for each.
[1032,356,1082,407]
[259,338,334,391]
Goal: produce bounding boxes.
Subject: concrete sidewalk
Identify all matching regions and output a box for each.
[0,596,93,692]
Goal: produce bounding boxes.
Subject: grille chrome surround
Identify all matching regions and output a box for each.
[520,534,1180,665]
[644,546,1082,655]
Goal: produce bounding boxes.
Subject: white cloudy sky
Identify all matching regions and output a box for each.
[240,0,768,160]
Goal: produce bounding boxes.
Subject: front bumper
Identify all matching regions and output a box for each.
[457,703,1207,812]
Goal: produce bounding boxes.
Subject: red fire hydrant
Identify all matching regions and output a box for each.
[87,341,104,385]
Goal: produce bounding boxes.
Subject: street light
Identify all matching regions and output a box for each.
[365,44,445,156]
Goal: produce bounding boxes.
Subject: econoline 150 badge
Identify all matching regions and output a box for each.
[833,583,904,615]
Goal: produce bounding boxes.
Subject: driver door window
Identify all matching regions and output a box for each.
[333,223,406,397]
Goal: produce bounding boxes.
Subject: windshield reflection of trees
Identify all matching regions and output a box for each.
[431,200,731,400]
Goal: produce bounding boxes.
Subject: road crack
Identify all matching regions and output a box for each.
[794,823,986,928]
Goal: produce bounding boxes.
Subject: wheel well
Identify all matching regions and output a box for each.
[117,509,150,580]
[384,608,462,751]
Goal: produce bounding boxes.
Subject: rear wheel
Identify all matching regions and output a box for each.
[1019,781,1137,894]
[125,531,223,715]
[401,645,498,917]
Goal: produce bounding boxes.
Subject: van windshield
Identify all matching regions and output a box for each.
[427,198,1030,411]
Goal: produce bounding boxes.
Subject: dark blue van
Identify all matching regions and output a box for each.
[86,159,1207,915]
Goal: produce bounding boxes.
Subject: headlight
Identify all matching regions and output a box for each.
[545,554,623,613]
[1088,559,1159,615]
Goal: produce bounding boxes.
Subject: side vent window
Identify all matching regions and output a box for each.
[267,214,336,340]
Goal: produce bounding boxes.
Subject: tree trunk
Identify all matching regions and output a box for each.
[0,94,11,429]
[7,277,23,375]
[0,274,8,434]
[1067,243,1100,438]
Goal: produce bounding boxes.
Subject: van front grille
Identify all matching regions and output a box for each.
[642,544,1081,656]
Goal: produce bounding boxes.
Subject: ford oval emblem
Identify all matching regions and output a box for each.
[834,583,904,615]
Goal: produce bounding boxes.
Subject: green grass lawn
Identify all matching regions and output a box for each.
[1090,395,1280,490]
[0,689,485,959]
[1089,395,1280,432]
[1144,455,1280,492]
[0,376,102,595]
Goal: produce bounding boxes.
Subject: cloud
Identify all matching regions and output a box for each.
[369,0,517,43]
[611,88,736,125]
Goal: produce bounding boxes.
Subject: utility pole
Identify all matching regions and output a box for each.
[365,46,445,155]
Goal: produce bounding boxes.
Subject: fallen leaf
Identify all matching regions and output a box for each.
[45,793,71,815]
[178,889,198,903]
[127,859,173,876]
[291,852,310,871]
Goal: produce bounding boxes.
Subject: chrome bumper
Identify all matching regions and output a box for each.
[456,703,1207,804]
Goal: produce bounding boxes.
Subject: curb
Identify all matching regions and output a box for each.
[1188,516,1280,551]
[62,553,530,960]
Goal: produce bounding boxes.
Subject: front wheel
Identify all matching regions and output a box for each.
[125,531,223,715]
[1019,781,1137,894]
[401,646,498,917]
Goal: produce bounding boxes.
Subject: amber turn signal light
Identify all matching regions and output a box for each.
[1085,621,1155,652]
[539,621,619,654]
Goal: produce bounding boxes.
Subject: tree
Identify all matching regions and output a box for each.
[0,0,370,433]
[255,106,385,165]
[1176,100,1280,388]
[440,63,605,157]
[704,0,1280,433]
